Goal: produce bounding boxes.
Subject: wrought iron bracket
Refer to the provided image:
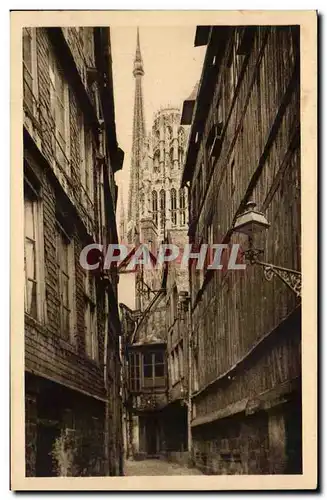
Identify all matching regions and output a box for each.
[246,256,302,298]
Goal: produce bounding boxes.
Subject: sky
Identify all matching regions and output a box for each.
[110,26,206,218]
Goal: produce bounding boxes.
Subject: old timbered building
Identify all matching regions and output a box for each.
[181,25,301,474]
[23,27,124,476]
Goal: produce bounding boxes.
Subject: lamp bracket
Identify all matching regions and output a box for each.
[249,259,302,298]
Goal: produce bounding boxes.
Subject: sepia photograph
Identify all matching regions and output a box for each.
[11,10,317,490]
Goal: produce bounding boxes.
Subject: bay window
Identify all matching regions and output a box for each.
[128,350,166,392]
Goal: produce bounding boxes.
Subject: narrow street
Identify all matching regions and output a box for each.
[124,459,203,476]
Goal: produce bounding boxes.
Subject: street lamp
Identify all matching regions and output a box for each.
[232,201,302,298]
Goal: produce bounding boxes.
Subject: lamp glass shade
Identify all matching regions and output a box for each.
[233,203,270,236]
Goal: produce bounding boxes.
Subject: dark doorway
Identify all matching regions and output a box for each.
[35,421,60,477]
[284,399,302,474]
[146,418,158,456]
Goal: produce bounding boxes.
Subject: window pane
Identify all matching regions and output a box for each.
[61,307,70,339]
[62,274,69,308]
[143,364,153,378]
[25,239,36,281]
[24,199,35,240]
[60,237,69,273]
[26,278,37,317]
[155,352,164,364]
[155,364,164,377]
[143,353,152,366]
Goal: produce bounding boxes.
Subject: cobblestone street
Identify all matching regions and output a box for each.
[124,459,203,476]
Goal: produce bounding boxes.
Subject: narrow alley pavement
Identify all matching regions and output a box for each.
[124,459,203,476]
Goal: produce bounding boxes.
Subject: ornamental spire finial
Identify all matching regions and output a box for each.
[133,27,144,77]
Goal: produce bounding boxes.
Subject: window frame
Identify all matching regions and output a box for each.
[56,223,75,343]
[129,350,166,391]
[23,27,38,115]
[49,49,71,175]
[84,271,98,361]
[24,185,45,322]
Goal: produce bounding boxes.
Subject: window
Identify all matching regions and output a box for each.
[171,188,177,226]
[160,189,165,228]
[129,352,141,392]
[49,51,70,173]
[153,150,160,172]
[206,122,223,169]
[57,225,75,342]
[23,28,37,115]
[169,147,174,167]
[24,189,43,320]
[152,190,158,226]
[166,125,172,142]
[179,188,186,226]
[178,127,185,146]
[79,113,94,205]
[142,351,165,389]
[178,147,184,168]
[84,272,98,360]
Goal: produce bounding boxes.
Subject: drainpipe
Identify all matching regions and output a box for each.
[187,296,192,459]
[179,292,192,460]
[103,293,109,474]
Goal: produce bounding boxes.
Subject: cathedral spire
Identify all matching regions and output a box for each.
[133,27,144,77]
[127,27,146,243]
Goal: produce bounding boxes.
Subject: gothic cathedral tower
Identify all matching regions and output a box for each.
[127,28,146,244]
[127,29,189,248]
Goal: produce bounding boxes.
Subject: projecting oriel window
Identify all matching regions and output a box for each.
[143,351,165,388]
[129,350,166,391]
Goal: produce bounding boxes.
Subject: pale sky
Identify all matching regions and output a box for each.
[110,26,206,218]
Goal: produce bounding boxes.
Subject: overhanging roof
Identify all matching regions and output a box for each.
[194,26,211,47]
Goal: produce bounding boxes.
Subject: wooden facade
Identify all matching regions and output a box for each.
[23,27,124,476]
[181,25,301,474]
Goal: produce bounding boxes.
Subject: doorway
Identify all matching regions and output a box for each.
[145,418,159,457]
[35,421,60,477]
